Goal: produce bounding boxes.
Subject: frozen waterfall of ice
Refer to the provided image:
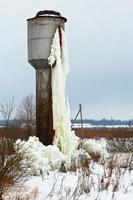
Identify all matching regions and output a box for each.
[48,28,78,155]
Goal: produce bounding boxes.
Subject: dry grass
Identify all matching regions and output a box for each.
[0,127,133,141]
[46,154,133,200]
[74,127,133,139]
[107,138,133,153]
[0,127,36,141]
[3,187,39,200]
[3,154,133,200]
[0,138,32,200]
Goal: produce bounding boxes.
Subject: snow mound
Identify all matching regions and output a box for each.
[79,139,108,159]
[15,137,108,175]
[16,137,70,175]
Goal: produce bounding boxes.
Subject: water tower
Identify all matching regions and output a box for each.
[27,10,67,145]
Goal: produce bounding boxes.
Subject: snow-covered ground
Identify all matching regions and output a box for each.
[4,162,133,200]
[2,137,133,200]
[25,170,133,200]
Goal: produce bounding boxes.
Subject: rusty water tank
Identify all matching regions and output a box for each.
[27,10,67,145]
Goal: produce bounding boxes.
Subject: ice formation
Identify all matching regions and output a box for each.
[14,29,108,177]
[15,137,70,175]
[48,28,78,155]
[15,137,107,176]
[81,139,108,158]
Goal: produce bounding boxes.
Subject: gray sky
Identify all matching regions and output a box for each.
[0,0,133,120]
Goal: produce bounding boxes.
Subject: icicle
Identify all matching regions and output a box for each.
[48,28,78,155]
[61,29,70,75]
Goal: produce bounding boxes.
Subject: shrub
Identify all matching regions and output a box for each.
[106,138,133,153]
[0,138,31,200]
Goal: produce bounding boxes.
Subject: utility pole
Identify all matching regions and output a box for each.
[79,104,83,139]
[71,104,84,138]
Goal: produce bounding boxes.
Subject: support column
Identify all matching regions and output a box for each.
[36,68,54,145]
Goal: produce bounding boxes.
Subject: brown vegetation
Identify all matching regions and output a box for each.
[0,127,36,141]
[0,138,31,200]
[74,127,133,139]
[0,127,133,141]
[47,154,133,200]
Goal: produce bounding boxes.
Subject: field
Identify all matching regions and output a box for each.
[0,127,36,140]
[74,127,133,139]
[0,127,133,141]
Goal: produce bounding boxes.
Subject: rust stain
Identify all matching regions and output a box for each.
[58,26,62,49]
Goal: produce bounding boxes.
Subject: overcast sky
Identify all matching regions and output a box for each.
[0,0,133,120]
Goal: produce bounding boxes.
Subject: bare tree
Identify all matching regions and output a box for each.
[16,94,36,136]
[0,97,15,127]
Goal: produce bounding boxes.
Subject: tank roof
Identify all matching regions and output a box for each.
[27,10,67,22]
